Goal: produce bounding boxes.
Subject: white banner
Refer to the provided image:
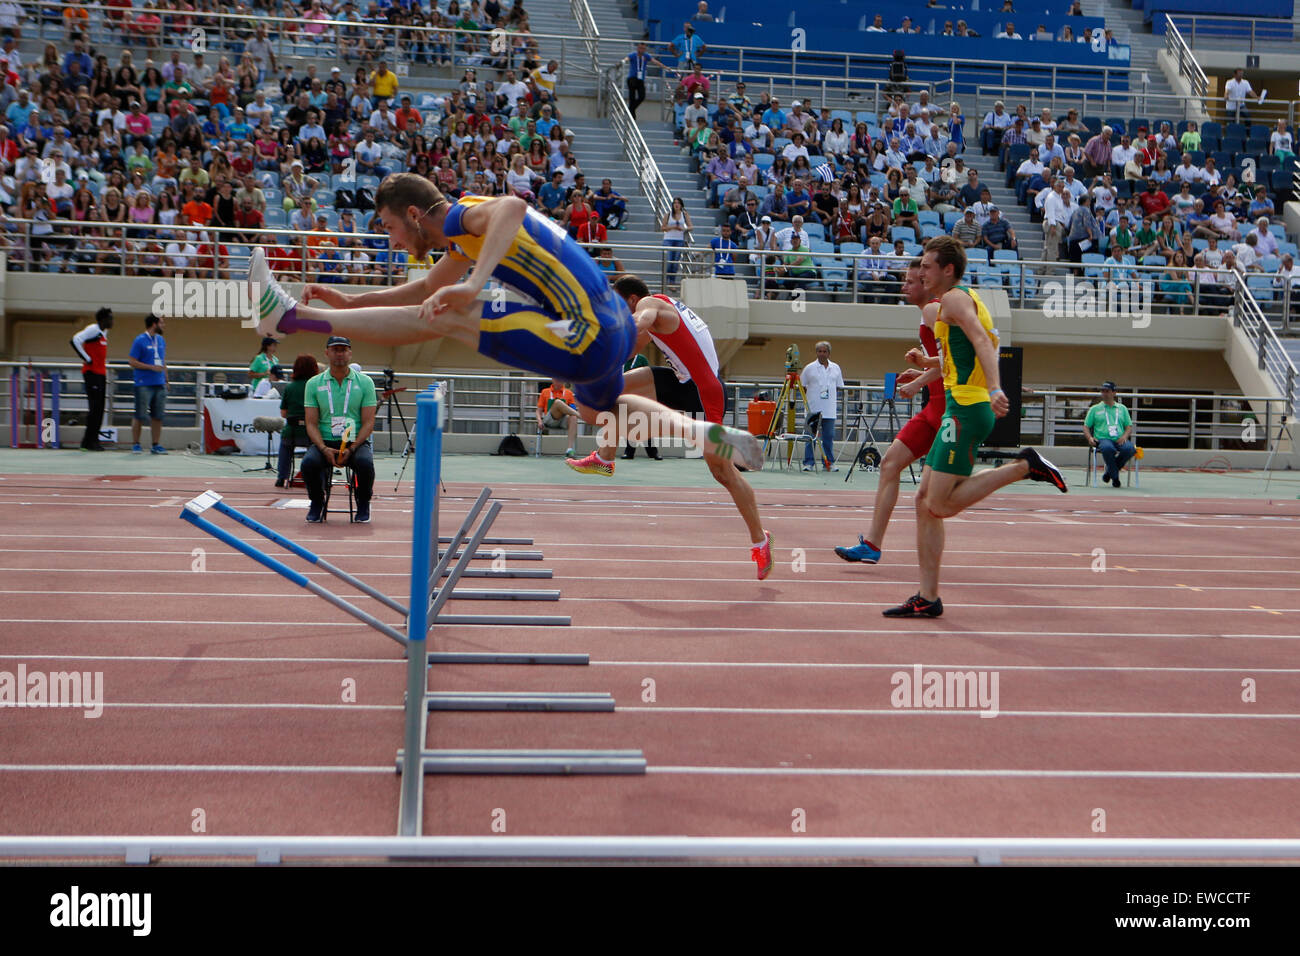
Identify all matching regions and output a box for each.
[202,398,285,456]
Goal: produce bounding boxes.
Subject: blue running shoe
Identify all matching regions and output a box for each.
[835,536,881,564]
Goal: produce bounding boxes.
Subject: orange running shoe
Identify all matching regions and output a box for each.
[565,450,615,477]
[752,530,773,581]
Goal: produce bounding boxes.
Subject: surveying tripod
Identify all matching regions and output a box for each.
[761,344,830,469]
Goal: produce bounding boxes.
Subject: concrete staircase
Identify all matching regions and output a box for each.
[1083,0,1180,115]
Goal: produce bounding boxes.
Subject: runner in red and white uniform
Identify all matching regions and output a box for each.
[567,274,774,580]
[835,258,945,564]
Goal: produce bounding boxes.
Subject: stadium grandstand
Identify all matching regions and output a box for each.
[0,0,1295,450]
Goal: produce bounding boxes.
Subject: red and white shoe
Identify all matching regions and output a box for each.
[565,450,615,477]
[752,530,774,581]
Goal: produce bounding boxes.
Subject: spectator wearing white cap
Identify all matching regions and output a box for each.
[682,91,709,136]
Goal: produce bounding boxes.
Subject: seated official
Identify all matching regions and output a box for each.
[536,378,580,457]
[1082,381,1135,488]
[276,353,320,488]
[253,363,285,398]
[301,336,377,523]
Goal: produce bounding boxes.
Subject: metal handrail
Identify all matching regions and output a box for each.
[4,359,1289,452]
[1164,11,1299,51]
[569,0,601,77]
[1164,15,1209,105]
[1232,270,1298,413]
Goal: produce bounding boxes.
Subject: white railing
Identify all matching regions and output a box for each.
[569,0,602,76]
[1233,271,1298,412]
[1164,15,1209,105]
[1167,11,1298,51]
[597,78,706,279]
[4,359,1291,454]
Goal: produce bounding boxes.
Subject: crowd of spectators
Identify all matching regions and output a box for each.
[0,1,634,280]
[996,100,1297,312]
[670,70,1295,306]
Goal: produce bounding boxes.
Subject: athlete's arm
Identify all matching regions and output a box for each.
[897,366,942,398]
[632,297,674,352]
[305,404,336,467]
[905,347,941,369]
[943,288,1008,417]
[427,196,528,316]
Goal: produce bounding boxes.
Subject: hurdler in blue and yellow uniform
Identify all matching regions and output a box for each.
[926,285,999,476]
[440,195,636,411]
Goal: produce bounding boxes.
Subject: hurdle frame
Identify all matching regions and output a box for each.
[178,383,644,841]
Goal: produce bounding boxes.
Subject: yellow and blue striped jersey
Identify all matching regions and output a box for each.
[442,194,610,320]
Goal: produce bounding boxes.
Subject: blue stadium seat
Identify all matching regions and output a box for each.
[854,111,877,126]
[1261,255,1281,272]
[1248,275,1274,302]
[839,241,864,256]
[819,257,848,293]
[917,210,940,226]
[1202,122,1222,142]
[754,154,775,171]
[1279,241,1299,258]
[1258,155,1280,171]
[1141,255,1166,267]
[1249,124,1270,141]
[965,248,989,266]
[1104,117,1126,137]
[921,224,943,239]
[889,226,915,243]
[831,109,854,124]
[1082,116,1102,135]
[992,248,1019,262]
[1223,122,1246,141]
[1129,118,1151,136]
[804,222,826,241]
[265,208,288,227]
[1246,137,1269,155]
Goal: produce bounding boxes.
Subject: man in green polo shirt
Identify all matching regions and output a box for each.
[302,336,378,522]
[1082,380,1134,488]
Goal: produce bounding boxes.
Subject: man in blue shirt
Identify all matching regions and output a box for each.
[5,90,35,131]
[711,224,738,275]
[539,170,568,218]
[626,41,665,120]
[670,22,706,69]
[761,98,786,133]
[127,314,168,454]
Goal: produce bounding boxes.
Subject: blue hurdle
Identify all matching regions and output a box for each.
[178,382,644,838]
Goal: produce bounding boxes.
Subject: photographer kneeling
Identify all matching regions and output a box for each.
[301,336,377,523]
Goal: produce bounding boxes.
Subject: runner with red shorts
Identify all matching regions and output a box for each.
[835,258,944,564]
[566,274,774,580]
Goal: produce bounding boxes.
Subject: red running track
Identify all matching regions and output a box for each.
[0,475,1297,841]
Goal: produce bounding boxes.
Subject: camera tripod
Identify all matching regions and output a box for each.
[379,368,410,454]
[839,372,917,484]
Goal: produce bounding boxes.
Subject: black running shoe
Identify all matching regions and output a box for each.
[1018,447,1068,492]
[882,593,944,618]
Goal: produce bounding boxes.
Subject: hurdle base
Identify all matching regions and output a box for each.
[427,652,589,665]
[436,614,571,626]
[426,692,614,712]
[397,749,648,775]
[439,588,561,602]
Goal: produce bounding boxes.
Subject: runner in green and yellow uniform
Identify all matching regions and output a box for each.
[883,235,1069,619]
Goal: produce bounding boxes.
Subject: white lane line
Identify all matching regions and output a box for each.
[1,537,1296,560]
[0,600,1292,622]
[5,563,1300,578]
[646,767,1300,780]
[0,621,1284,634]
[613,707,1300,719]
[4,655,1299,675]
[0,764,393,774]
[4,581,1300,595]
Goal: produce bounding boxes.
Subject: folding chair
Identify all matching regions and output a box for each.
[1085,435,1142,488]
